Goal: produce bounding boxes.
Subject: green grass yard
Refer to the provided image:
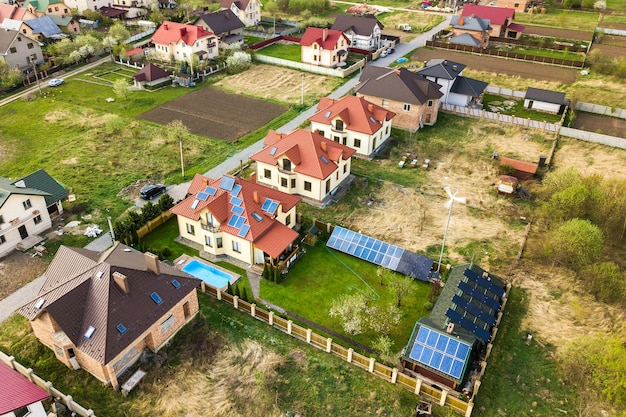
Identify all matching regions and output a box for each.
[514,9,600,31]
[255,43,302,62]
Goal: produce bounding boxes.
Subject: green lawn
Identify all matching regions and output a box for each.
[482,93,564,123]
[514,9,600,31]
[502,44,584,60]
[256,43,302,62]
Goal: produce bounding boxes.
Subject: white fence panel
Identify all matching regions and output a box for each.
[560,127,626,149]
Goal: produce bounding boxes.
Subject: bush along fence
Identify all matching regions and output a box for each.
[0,352,97,417]
[199,283,476,417]
[441,103,562,132]
[113,193,174,246]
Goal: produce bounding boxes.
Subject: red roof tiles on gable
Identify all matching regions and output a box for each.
[461,4,515,25]
[152,21,215,46]
[0,362,50,415]
[309,95,396,135]
[253,129,356,180]
[299,27,350,50]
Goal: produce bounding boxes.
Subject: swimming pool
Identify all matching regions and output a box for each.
[181,259,237,289]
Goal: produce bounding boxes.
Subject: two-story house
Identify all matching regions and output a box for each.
[416,59,488,107]
[448,14,492,48]
[192,9,245,47]
[251,129,356,205]
[300,27,350,68]
[0,28,44,69]
[151,21,218,64]
[18,16,66,42]
[308,95,396,159]
[219,0,261,27]
[330,14,383,51]
[18,244,201,390]
[22,0,71,18]
[0,4,37,23]
[461,5,523,39]
[171,174,301,266]
[0,361,50,417]
[355,67,443,132]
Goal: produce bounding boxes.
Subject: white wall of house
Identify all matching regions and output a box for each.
[63,0,108,13]
[311,118,392,158]
[301,40,347,68]
[230,0,260,26]
[447,91,472,107]
[344,25,381,50]
[153,36,217,63]
[524,99,560,114]
[0,32,44,69]
[0,400,47,417]
[0,194,51,258]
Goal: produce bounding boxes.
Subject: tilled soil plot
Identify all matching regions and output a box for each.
[137,88,287,141]
[572,112,626,137]
[523,24,593,41]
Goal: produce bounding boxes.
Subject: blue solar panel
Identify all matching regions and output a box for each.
[445,308,491,343]
[219,176,235,191]
[458,281,501,312]
[234,216,245,229]
[197,192,209,201]
[205,186,217,195]
[453,294,496,326]
[228,215,241,227]
[231,184,242,197]
[261,198,272,211]
[230,196,243,206]
[232,205,244,215]
[238,224,250,237]
[116,323,127,334]
[408,326,472,380]
[464,269,506,299]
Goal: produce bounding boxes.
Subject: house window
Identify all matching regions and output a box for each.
[313,44,318,49]
[333,136,340,142]
[336,172,339,180]
[313,55,317,61]
[304,181,312,192]
[23,199,32,209]
[54,6,59,10]
[0,235,5,245]
[335,120,344,131]
[186,223,195,235]
[403,103,411,111]
[326,179,331,194]
[290,178,296,188]
[283,159,291,171]
[205,235,212,247]
[0,215,4,224]
[17,36,21,42]
[285,214,291,226]
[64,8,68,12]
[514,2,519,6]
[427,100,434,107]
[14,406,30,417]
[9,47,16,54]
[217,237,223,248]
[232,240,241,253]
[343,164,347,173]
[386,125,390,135]
[354,138,361,148]
[318,130,325,137]
[382,99,389,107]
[281,177,288,187]
[264,169,271,179]
[48,7,52,12]
[27,42,33,49]
[161,314,174,333]
[33,215,42,225]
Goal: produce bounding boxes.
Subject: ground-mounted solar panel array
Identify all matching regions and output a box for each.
[408,326,472,380]
[326,227,434,281]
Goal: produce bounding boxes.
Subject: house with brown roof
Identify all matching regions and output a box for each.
[300,27,350,68]
[151,21,218,64]
[0,361,50,417]
[355,66,443,132]
[171,174,301,266]
[461,5,524,39]
[18,244,201,390]
[330,14,383,51]
[416,59,488,107]
[308,96,396,159]
[0,28,43,69]
[192,9,245,47]
[132,63,171,87]
[251,129,356,205]
[219,0,261,27]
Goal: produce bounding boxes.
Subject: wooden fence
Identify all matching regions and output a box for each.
[137,211,174,238]
[0,352,97,417]
[200,283,474,416]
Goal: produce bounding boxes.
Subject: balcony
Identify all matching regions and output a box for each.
[201,223,219,233]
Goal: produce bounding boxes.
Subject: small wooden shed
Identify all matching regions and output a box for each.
[303,224,319,246]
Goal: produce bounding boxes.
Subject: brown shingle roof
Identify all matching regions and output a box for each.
[330,14,383,36]
[355,66,443,105]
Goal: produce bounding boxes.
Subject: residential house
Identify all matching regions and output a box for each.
[151,21,218,64]
[0,4,37,23]
[449,14,492,48]
[219,0,261,27]
[158,0,177,9]
[16,169,68,217]
[524,87,568,114]
[22,0,71,18]
[0,361,50,417]
[17,244,201,390]
[48,14,79,34]
[355,66,443,132]
[61,0,110,13]
[251,129,356,205]
[21,15,66,41]
[416,58,488,107]
[401,264,507,391]
[308,95,396,158]
[98,5,129,20]
[171,174,301,266]
[133,62,171,87]
[461,5,523,39]
[192,9,245,47]
[495,0,532,13]
[0,28,43,68]
[330,14,383,51]
[299,27,350,68]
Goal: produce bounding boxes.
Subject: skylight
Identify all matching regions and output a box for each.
[320,155,329,165]
[84,326,96,340]
[190,199,200,209]
[369,116,377,124]
[269,146,278,156]
[324,110,331,118]
[251,212,263,222]
[34,298,45,310]
[172,279,181,289]
[116,323,127,334]
[95,271,103,279]
[150,292,163,305]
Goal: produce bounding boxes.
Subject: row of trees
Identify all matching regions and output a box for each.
[113,193,174,246]
[265,0,331,16]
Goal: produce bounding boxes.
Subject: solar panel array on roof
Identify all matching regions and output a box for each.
[231,184,242,197]
[205,186,217,196]
[458,281,501,312]
[464,269,506,299]
[446,309,492,343]
[238,224,250,237]
[230,196,243,206]
[219,175,235,191]
[197,192,209,201]
[232,205,244,215]
[408,326,471,380]
[261,198,279,215]
[227,215,245,229]
[327,227,434,281]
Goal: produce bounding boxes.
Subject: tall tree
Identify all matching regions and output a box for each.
[549,219,603,270]
[388,274,414,307]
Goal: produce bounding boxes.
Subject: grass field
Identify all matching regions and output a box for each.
[514,9,601,31]
[255,43,302,62]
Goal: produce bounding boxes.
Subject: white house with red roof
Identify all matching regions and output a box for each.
[151,21,218,64]
[308,96,396,159]
[0,361,50,417]
[251,129,356,205]
[300,27,350,68]
[219,0,261,27]
[171,174,301,266]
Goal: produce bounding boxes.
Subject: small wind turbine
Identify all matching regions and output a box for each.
[436,187,466,278]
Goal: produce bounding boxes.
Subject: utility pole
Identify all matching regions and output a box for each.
[179,135,185,178]
[29,57,42,96]
[301,73,305,105]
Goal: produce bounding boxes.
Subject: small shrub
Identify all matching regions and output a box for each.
[423,301,434,311]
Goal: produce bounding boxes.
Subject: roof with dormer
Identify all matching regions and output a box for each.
[308,95,396,135]
[152,20,215,46]
[299,27,350,49]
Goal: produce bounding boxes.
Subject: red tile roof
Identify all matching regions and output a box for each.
[253,129,356,180]
[170,175,301,258]
[152,21,215,46]
[461,4,515,25]
[499,157,537,174]
[0,4,28,21]
[299,27,350,50]
[0,362,50,415]
[308,95,396,135]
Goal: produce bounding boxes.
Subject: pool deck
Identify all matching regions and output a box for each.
[173,254,241,290]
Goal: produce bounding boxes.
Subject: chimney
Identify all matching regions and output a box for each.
[249,171,257,182]
[322,28,328,42]
[253,190,259,203]
[225,11,229,19]
[446,322,455,334]
[276,131,282,141]
[367,103,373,113]
[458,16,464,25]
[395,69,400,75]
[113,272,129,294]
[452,64,458,71]
[180,27,186,36]
[145,252,160,275]
[320,141,327,152]
[163,23,168,30]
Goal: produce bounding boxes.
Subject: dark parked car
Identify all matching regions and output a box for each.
[140,184,166,200]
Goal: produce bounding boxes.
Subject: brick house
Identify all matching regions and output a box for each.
[251,129,356,205]
[461,5,523,39]
[18,244,201,390]
[300,27,350,68]
[308,95,396,158]
[449,15,492,48]
[355,66,443,132]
